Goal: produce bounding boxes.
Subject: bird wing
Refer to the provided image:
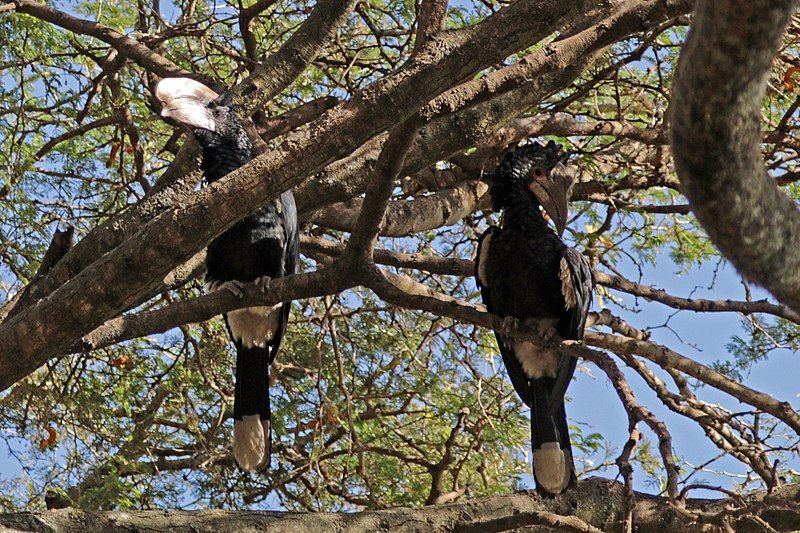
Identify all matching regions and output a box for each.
[280,190,300,277]
[558,247,594,340]
[548,247,594,416]
[267,190,300,365]
[475,226,532,407]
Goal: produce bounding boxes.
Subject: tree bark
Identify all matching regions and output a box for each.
[670,0,800,313]
[1,478,798,532]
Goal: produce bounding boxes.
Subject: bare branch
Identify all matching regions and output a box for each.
[77,269,345,352]
[33,114,122,161]
[595,271,800,324]
[414,0,449,54]
[585,351,679,499]
[238,0,279,62]
[586,331,800,435]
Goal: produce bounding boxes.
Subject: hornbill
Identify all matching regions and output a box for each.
[474,140,593,495]
[156,78,299,472]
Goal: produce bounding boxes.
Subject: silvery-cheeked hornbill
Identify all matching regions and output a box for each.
[475,141,593,495]
[155,78,299,472]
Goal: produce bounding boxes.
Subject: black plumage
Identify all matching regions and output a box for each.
[156,78,299,472]
[475,140,593,495]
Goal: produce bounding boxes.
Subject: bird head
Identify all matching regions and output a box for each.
[490,140,575,236]
[155,77,249,153]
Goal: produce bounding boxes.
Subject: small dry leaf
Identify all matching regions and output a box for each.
[783,66,800,92]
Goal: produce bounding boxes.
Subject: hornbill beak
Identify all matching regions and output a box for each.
[155,78,219,131]
[528,162,574,236]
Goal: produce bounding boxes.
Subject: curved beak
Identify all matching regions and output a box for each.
[155,78,219,131]
[528,163,574,236]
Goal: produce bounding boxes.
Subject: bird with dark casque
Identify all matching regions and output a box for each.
[475,140,594,495]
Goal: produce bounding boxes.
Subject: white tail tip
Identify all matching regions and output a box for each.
[233,415,267,472]
[533,442,569,493]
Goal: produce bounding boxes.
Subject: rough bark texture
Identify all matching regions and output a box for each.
[670,0,800,313]
[1,478,798,532]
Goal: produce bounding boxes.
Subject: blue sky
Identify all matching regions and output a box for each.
[568,252,799,495]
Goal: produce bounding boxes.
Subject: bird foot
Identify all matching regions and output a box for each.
[501,316,521,335]
[255,276,272,292]
[536,323,558,343]
[219,280,246,298]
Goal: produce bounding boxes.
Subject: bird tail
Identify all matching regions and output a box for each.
[232,343,272,472]
[530,377,575,495]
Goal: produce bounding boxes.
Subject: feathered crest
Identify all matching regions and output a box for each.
[489,140,572,211]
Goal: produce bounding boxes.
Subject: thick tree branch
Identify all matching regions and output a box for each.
[413,0,449,53]
[670,0,800,313]
[2,478,798,532]
[302,235,474,277]
[343,118,423,259]
[314,180,489,237]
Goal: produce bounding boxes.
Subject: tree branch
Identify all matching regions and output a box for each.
[3,478,798,532]
[12,0,205,84]
[594,272,800,324]
[313,180,489,237]
[234,0,359,112]
[413,0,449,54]
[670,0,800,313]
[238,0,279,62]
[586,331,800,435]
